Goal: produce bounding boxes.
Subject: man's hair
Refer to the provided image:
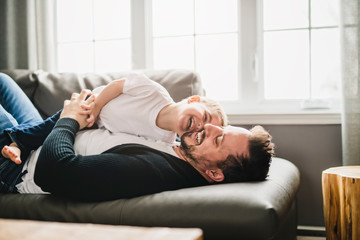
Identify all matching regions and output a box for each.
[217,125,275,183]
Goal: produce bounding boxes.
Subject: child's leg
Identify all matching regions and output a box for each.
[0,73,61,161]
[0,104,24,193]
[0,104,19,146]
[1,143,21,164]
[0,73,42,124]
[0,73,55,193]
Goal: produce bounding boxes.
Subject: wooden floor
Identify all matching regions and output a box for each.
[0,219,203,240]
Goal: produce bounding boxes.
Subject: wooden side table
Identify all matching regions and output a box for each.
[0,218,203,240]
[322,166,360,240]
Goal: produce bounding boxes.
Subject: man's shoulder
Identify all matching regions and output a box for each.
[103,143,179,158]
[103,143,193,174]
[103,143,209,188]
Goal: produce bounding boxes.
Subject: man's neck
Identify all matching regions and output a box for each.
[172,145,213,183]
[172,145,185,160]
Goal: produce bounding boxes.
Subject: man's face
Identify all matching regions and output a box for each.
[180,124,251,170]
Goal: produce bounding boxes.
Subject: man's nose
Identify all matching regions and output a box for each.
[204,123,223,135]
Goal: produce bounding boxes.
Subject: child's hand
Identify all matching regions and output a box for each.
[79,94,100,127]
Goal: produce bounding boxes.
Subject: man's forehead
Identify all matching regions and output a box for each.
[223,126,250,158]
[225,125,251,134]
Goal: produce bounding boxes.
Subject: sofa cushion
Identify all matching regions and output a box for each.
[119,157,300,239]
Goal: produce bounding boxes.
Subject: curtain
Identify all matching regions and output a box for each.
[340,0,360,165]
[0,0,56,71]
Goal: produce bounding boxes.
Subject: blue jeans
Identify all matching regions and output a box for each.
[0,73,60,193]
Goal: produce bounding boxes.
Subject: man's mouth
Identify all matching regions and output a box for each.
[195,130,205,145]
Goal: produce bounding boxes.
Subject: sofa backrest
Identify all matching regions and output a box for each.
[1,69,205,118]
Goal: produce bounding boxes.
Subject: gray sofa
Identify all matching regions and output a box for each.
[0,69,300,240]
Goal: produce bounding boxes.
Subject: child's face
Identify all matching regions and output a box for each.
[176,102,222,138]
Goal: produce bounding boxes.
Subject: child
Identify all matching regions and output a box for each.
[2,73,227,164]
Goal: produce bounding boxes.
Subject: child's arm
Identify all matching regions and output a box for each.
[80,79,126,127]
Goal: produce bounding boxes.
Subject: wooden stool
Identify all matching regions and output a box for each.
[322,166,360,240]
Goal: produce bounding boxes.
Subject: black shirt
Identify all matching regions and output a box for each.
[35,118,209,201]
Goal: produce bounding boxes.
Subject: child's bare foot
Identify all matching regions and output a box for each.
[1,143,22,164]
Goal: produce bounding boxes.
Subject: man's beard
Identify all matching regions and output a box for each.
[180,131,198,163]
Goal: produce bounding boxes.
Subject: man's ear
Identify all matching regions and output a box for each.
[205,169,225,182]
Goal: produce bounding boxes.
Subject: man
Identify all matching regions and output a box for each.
[31,90,274,201]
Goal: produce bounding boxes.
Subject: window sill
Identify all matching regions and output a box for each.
[227,111,341,125]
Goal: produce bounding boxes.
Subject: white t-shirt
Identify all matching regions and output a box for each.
[93,73,176,144]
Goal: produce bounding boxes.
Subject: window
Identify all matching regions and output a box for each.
[151,0,238,101]
[56,0,131,72]
[260,0,340,101]
[55,0,341,124]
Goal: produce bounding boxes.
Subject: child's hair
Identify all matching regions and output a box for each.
[183,95,228,126]
[200,96,228,126]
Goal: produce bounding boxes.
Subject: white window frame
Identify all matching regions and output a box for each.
[55,0,342,125]
[145,0,340,125]
[236,0,341,125]
[227,0,340,125]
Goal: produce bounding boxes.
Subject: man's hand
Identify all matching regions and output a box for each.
[79,94,100,127]
[60,89,94,130]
